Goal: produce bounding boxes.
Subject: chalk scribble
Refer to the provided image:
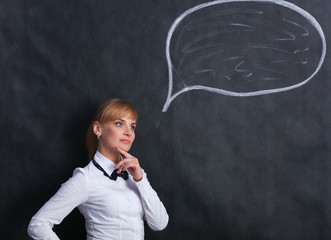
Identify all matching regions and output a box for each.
[162,0,326,112]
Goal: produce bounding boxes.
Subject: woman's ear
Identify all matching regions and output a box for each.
[93,121,102,139]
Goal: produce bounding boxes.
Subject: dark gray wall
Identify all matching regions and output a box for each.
[0,0,330,239]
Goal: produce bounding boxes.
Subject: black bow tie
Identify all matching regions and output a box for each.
[92,159,129,181]
[110,168,129,180]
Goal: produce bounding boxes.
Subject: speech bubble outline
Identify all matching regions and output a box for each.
[162,0,326,112]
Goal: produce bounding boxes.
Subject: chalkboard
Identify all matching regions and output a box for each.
[0,0,330,239]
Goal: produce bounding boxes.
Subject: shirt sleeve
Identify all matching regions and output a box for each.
[135,169,169,231]
[27,168,89,240]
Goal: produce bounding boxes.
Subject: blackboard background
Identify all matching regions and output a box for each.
[0,0,330,239]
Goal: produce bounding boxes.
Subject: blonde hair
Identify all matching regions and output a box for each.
[86,99,138,161]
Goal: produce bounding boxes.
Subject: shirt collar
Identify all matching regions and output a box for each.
[93,150,117,174]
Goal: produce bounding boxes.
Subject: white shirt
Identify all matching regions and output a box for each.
[28,151,169,240]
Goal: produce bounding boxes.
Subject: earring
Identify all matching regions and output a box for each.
[97,134,100,140]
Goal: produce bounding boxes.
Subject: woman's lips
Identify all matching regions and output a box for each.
[120,139,130,144]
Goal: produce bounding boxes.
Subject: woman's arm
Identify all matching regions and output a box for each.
[135,170,169,231]
[28,168,88,240]
[115,148,169,231]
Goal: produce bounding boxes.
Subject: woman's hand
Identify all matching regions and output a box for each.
[115,147,143,182]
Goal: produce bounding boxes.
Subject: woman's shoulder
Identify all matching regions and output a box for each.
[59,162,95,192]
[72,161,95,177]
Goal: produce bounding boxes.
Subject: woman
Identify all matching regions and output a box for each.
[28,99,169,240]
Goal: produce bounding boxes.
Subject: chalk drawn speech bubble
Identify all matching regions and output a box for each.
[162,0,326,112]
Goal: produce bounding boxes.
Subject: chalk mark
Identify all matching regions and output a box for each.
[263,77,280,81]
[283,18,310,37]
[293,58,308,64]
[255,66,287,76]
[181,24,254,54]
[185,8,263,31]
[270,59,291,64]
[276,30,296,41]
[195,69,216,76]
[163,0,326,112]
[294,47,309,54]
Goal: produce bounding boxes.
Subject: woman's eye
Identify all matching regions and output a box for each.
[115,122,123,127]
[130,126,136,130]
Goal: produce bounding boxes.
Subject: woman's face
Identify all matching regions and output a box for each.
[99,116,136,153]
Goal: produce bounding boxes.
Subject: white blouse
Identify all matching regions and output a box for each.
[28,151,169,240]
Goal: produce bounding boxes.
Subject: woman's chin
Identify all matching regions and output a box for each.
[117,144,131,152]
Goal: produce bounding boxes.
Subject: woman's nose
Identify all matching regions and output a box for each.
[124,126,132,136]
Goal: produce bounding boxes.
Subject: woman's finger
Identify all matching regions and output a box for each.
[115,158,135,169]
[120,160,139,170]
[116,164,125,174]
[122,162,138,171]
[117,147,133,158]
